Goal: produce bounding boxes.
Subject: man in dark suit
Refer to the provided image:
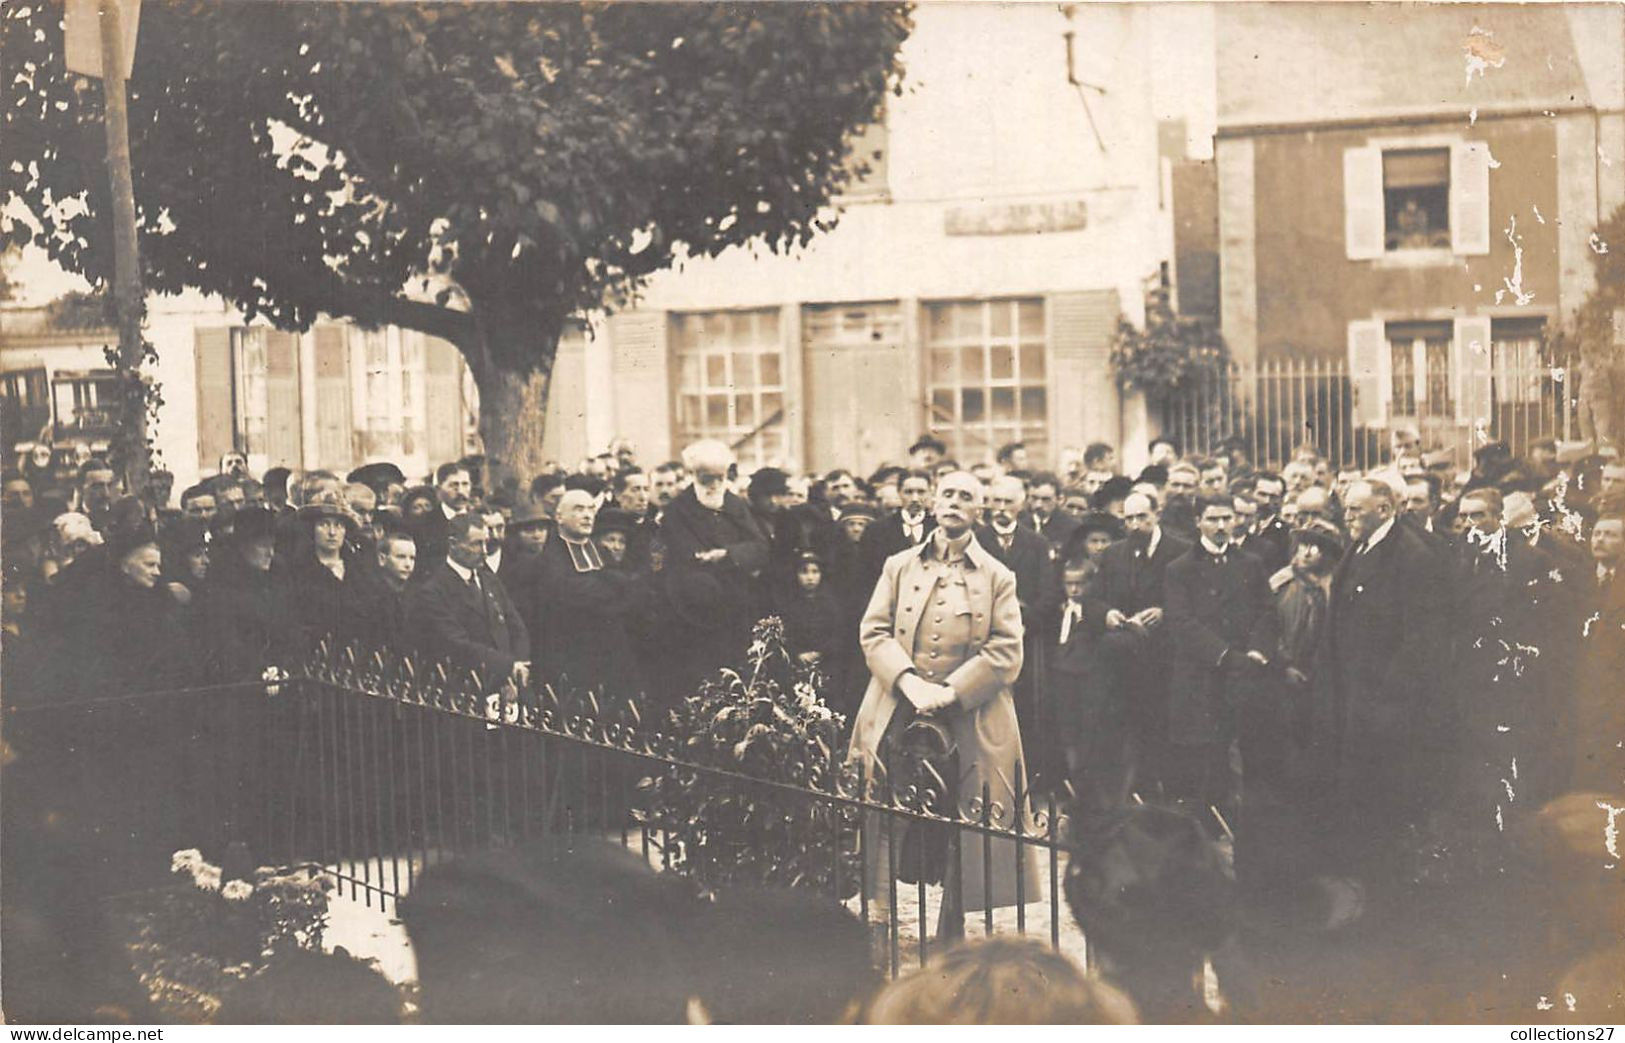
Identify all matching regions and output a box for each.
[1163,492,1271,819]
[977,475,1062,787]
[409,511,531,693]
[1319,479,1451,906]
[1247,472,1293,574]
[1022,471,1081,555]
[1084,491,1192,798]
[1572,513,1625,792]
[854,469,936,604]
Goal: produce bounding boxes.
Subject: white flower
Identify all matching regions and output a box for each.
[171,849,204,874]
[222,879,254,902]
[194,865,223,893]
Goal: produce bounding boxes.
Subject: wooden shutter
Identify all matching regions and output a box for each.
[1451,142,1492,257]
[1347,319,1388,427]
[312,324,353,469]
[1343,146,1385,261]
[423,336,465,468]
[264,330,301,468]
[1048,290,1121,450]
[1452,315,1494,425]
[194,327,235,471]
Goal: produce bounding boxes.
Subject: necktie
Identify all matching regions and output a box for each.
[1059,601,1082,645]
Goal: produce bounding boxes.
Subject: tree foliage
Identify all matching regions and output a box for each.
[2,1,911,475]
[1109,285,1229,401]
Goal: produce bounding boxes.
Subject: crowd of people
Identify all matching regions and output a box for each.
[4,425,1624,1017]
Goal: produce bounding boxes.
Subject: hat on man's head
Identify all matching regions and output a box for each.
[1474,441,1513,464]
[1077,511,1125,540]
[348,461,407,489]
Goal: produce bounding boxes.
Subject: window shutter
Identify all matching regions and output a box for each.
[312,324,353,470]
[194,327,235,471]
[1450,142,1492,257]
[264,330,302,468]
[422,336,466,468]
[1343,146,1384,261]
[1347,319,1388,427]
[1452,315,1494,425]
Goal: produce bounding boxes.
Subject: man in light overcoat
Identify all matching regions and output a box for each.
[848,471,1042,935]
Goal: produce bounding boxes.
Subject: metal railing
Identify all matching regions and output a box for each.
[2,641,1078,978]
[1157,354,1580,471]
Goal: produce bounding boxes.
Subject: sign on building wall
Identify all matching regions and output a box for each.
[944,199,1089,237]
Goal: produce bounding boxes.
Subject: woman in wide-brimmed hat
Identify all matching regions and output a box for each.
[286,495,366,655]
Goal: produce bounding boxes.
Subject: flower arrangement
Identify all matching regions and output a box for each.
[1109,286,1229,401]
[107,849,337,1022]
[635,617,862,897]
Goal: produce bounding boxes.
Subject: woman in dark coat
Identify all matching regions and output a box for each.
[199,507,297,681]
[281,497,367,657]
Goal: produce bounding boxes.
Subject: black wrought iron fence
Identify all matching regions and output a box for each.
[2,642,1078,979]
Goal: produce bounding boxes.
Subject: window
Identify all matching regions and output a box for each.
[231,327,270,456]
[1491,317,1546,406]
[1383,149,1450,252]
[924,299,1048,463]
[1386,322,1453,418]
[1344,141,1490,260]
[50,370,120,439]
[671,309,786,469]
[355,328,427,460]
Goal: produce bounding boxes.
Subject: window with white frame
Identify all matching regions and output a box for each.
[230,327,270,457]
[925,298,1048,463]
[1383,149,1451,252]
[1344,140,1490,260]
[671,309,786,469]
[1385,321,1454,418]
[355,328,427,460]
[1491,317,1546,406]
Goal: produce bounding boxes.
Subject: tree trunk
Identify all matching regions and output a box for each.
[472,364,554,489]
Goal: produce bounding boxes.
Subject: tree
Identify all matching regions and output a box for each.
[2,2,911,479]
[1549,203,1625,448]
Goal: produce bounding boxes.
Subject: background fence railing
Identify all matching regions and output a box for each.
[2,645,1080,979]
[1157,355,1580,472]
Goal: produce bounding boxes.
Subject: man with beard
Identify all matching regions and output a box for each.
[1160,463,1200,542]
[1319,479,1451,916]
[1084,492,1191,798]
[1449,489,1567,838]
[1248,473,1293,573]
[977,475,1063,787]
[658,440,770,689]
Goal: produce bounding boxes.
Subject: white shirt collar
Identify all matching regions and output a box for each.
[1362,517,1397,553]
[486,549,502,572]
[446,557,476,584]
[1145,526,1162,558]
[1199,536,1230,557]
[991,519,1017,537]
[441,501,459,520]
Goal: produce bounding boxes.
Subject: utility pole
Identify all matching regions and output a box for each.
[91,0,149,492]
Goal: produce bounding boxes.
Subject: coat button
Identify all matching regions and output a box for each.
[935,616,944,623]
